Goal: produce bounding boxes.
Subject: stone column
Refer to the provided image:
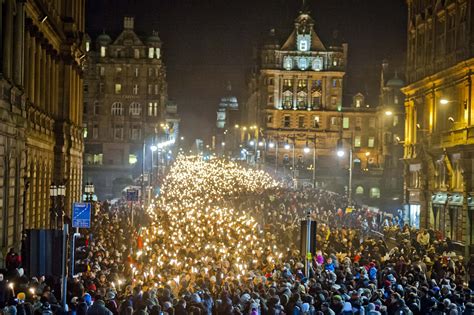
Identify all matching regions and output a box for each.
[45,53,51,113]
[13,0,25,86]
[24,31,30,95]
[28,34,35,100]
[34,39,41,106]
[40,45,46,109]
[2,0,14,79]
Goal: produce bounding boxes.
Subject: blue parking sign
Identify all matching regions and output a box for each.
[72,202,92,228]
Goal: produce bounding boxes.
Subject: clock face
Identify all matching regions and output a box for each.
[298,57,308,70]
[297,34,311,52]
[283,56,293,70]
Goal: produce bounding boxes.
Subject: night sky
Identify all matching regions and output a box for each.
[86,0,407,141]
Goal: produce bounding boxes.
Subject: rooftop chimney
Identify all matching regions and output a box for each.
[124,17,134,30]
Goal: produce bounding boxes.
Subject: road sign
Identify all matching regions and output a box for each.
[126,189,139,202]
[72,203,91,228]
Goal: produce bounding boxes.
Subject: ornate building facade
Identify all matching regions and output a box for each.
[402,0,473,253]
[0,0,85,259]
[242,9,388,207]
[83,17,174,200]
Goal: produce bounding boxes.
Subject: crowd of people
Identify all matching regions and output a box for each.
[1,156,474,315]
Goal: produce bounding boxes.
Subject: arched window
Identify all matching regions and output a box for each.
[111,102,123,116]
[355,186,364,195]
[370,187,381,199]
[129,102,141,116]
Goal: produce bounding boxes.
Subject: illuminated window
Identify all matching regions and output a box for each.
[312,116,320,128]
[312,57,323,71]
[116,67,122,74]
[148,47,154,58]
[85,41,90,52]
[156,48,160,59]
[133,84,138,95]
[355,186,364,195]
[283,92,293,109]
[148,102,159,116]
[267,114,273,124]
[343,117,350,129]
[355,99,361,108]
[134,68,139,77]
[129,102,142,116]
[354,136,361,147]
[368,136,375,148]
[111,102,123,116]
[100,46,106,57]
[283,56,293,70]
[134,49,140,59]
[129,154,138,165]
[370,187,380,199]
[83,124,88,138]
[115,84,122,94]
[298,57,308,70]
[298,116,305,128]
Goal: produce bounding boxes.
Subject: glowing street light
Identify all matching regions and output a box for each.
[336,149,345,157]
[258,141,264,147]
[249,140,255,146]
[303,146,310,154]
[385,110,393,116]
[268,142,275,148]
[284,143,290,150]
[150,145,158,152]
[440,99,450,105]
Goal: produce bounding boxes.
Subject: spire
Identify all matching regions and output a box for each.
[301,0,309,12]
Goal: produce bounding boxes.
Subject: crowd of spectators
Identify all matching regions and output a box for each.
[1,163,474,314]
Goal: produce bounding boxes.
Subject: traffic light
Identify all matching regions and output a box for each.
[73,234,90,275]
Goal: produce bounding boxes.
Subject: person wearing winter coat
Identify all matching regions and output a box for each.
[87,298,113,315]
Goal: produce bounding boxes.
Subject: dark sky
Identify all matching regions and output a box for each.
[86,0,407,141]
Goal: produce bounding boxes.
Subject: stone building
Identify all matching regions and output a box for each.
[242,8,388,207]
[377,61,406,211]
[0,0,85,258]
[402,0,474,254]
[83,17,173,200]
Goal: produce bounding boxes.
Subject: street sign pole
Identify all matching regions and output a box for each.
[61,224,68,310]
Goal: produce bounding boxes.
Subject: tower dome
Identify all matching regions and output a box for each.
[386,72,405,88]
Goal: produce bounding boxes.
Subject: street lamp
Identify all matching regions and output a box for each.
[50,184,58,229]
[385,110,393,116]
[150,145,158,187]
[440,98,450,105]
[336,138,353,206]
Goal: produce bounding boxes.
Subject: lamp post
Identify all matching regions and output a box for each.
[304,138,317,188]
[284,136,296,183]
[150,145,158,188]
[337,137,353,206]
[84,182,95,202]
[50,184,58,229]
[57,184,66,229]
[268,138,278,174]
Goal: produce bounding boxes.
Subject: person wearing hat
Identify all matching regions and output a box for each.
[105,291,118,315]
